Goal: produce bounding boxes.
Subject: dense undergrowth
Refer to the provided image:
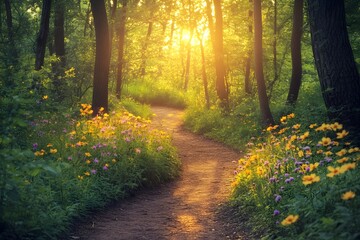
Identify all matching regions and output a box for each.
[0,96,180,239]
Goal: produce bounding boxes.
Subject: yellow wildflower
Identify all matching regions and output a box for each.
[342,191,355,200]
[85,152,91,157]
[340,163,356,172]
[280,116,287,123]
[302,174,320,185]
[42,95,48,100]
[331,122,343,131]
[336,149,347,157]
[281,215,299,226]
[319,137,332,146]
[337,157,349,163]
[84,171,90,176]
[309,162,319,172]
[324,151,333,156]
[299,131,309,141]
[337,130,349,139]
[49,148,57,154]
[85,160,91,164]
[327,166,344,177]
[298,150,304,158]
[287,113,295,119]
[309,123,318,129]
[47,143,53,147]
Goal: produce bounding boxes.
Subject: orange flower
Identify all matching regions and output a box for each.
[340,163,356,172]
[337,157,349,164]
[281,215,299,226]
[331,122,343,131]
[336,149,347,157]
[341,191,355,200]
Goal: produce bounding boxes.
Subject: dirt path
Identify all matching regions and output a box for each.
[71,107,248,240]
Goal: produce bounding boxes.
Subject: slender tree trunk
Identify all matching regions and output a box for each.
[35,0,52,71]
[213,0,229,109]
[254,0,274,125]
[307,0,360,131]
[139,20,153,77]
[4,0,14,49]
[273,0,278,88]
[90,0,110,114]
[184,30,193,91]
[199,36,210,109]
[53,0,66,100]
[116,0,127,99]
[108,0,117,61]
[286,0,303,105]
[244,5,253,94]
[205,0,215,48]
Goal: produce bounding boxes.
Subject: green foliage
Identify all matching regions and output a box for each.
[0,104,180,239]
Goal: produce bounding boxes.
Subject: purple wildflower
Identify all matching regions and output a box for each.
[273,209,280,216]
[33,143,38,150]
[91,169,97,174]
[275,195,282,202]
[93,158,99,163]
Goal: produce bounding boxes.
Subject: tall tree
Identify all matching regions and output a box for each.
[244,2,253,94]
[197,31,210,109]
[286,0,303,105]
[307,0,360,131]
[116,0,127,99]
[4,0,15,52]
[35,0,52,70]
[213,0,229,109]
[253,0,274,125]
[90,0,110,114]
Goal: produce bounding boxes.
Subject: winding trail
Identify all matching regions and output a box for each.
[71,107,248,239]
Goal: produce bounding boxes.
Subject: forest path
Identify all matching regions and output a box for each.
[72,106,248,240]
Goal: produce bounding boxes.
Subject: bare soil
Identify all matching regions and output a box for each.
[69,107,251,240]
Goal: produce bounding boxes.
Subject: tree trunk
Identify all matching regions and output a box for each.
[286,0,303,105]
[307,0,360,131]
[272,0,278,89]
[116,0,127,99]
[4,0,14,49]
[253,0,274,125]
[199,36,210,109]
[213,0,229,109]
[108,0,117,61]
[84,3,91,37]
[184,31,193,91]
[139,20,153,77]
[53,0,66,100]
[35,0,52,71]
[90,0,110,114]
[244,6,253,94]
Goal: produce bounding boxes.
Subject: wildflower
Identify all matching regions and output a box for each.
[49,148,57,154]
[275,195,282,202]
[324,151,333,156]
[292,124,301,130]
[319,137,332,146]
[287,113,295,119]
[273,210,280,216]
[84,171,90,176]
[281,215,299,226]
[340,163,356,172]
[331,122,343,131]
[93,158,99,163]
[337,130,349,139]
[91,169,97,174]
[47,143,53,147]
[280,116,287,123]
[32,143,38,150]
[299,132,309,141]
[309,163,319,172]
[298,150,304,158]
[157,146,164,151]
[337,157,349,163]
[309,123,318,129]
[85,152,91,157]
[135,148,141,154]
[326,166,343,177]
[34,149,45,156]
[68,156,72,160]
[103,163,109,170]
[256,167,265,176]
[302,174,320,185]
[112,159,117,163]
[42,95,48,100]
[341,191,355,200]
[336,149,347,157]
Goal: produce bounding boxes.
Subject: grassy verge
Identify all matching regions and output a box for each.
[0,101,180,239]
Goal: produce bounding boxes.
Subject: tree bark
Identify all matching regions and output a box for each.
[253,0,274,125]
[199,35,210,109]
[244,6,253,94]
[184,30,193,91]
[139,20,153,76]
[4,0,14,48]
[108,0,117,61]
[272,0,278,90]
[90,0,110,114]
[213,0,229,109]
[286,0,303,105]
[35,0,52,71]
[116,0,127,99]
[307,0,360,131]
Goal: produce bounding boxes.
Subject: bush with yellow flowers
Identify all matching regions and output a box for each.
[0,104,180,239]
[231,113,360,239]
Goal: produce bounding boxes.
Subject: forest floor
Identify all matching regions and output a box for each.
[69,106,252,240]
